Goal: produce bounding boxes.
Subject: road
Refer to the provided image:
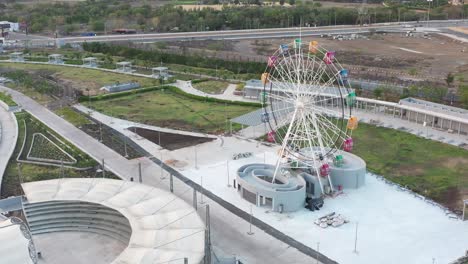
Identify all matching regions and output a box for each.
[0,85,323,264]
[10,20,468,45]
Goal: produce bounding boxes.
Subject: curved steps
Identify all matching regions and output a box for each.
[23,200,131,244]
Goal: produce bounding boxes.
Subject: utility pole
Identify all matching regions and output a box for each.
[204,205,211,264]
[101,159,105,178]
[247,205,254,235]
[427,0,432,28]
[193,189,198,210]
[226,160,231,187]
[138,162,142,183]
[353,222,359,253]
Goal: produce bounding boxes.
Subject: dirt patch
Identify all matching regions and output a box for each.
[80,123,143,159]
[440,187,462,212]
[394,165,425,177]
[130,127,215,150]
[440,157,468,168]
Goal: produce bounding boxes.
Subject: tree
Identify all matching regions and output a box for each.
[288,0,295,5]
[445,72,454,87]
[373,88,383,98]
[279,0,285,5]
[458,85,468,109]
[91,20,105,32]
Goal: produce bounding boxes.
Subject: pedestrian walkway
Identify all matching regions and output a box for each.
[173,80,257,102]
[0,85,321,264]
[235,106,468,147]
[0,102,18,194]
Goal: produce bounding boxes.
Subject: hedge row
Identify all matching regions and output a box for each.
[191,79,210,84]
[83,42,265,74]
[79,85,263,108]
[0,92,18,107]
[78,85,162,102]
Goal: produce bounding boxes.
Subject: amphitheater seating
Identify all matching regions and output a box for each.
[23,200,132,244]
[21,178,205,264]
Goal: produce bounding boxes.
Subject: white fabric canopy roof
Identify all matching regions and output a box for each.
[22,178,205,264]
[0,216,34,264]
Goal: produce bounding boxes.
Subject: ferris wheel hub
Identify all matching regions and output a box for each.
[295,100,305,110]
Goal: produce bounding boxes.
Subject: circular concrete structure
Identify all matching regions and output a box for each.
[299,148,367,190]
[21,178,205,264]
[236,151,366,212]
[236,163,306,212]
[329,150,366,189]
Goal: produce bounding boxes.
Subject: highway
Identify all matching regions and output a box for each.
[11,19,468,45]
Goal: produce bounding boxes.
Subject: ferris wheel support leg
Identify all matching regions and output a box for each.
[310,113,335,193]
[272,108,299,184]
[326,173,335,194]
[300,112,326,195]
[313,164,326,196]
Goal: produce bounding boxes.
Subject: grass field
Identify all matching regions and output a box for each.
[83,89,257,134]
[55,107,92,127]
[0,62,158,95]
[352,123,468,211]
[192,80,229,94]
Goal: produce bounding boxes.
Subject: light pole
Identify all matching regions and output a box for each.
[427,0,432,28]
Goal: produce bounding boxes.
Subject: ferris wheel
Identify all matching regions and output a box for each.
[261,39,358,193]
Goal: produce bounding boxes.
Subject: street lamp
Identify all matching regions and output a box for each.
[427,0,432,28]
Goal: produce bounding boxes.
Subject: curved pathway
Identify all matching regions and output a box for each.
[0,84,322,264]
[0,102,18,195]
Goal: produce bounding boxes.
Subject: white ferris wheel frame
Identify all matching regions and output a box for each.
[262,39,355,192]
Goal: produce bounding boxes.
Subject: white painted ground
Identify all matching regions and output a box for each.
[394,46,423,54]
[71,106,468,264]
[182,151,468,264]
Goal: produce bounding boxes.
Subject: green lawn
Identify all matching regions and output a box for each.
[55,107,92,127]
[0,62,158,94]
[352,122,468,210]
[84,89,257,134]
[192,80,229,94]
[15,111,96,168]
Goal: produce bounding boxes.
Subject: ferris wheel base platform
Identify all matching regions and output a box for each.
[236,151,366,213]
[328,151,367,190]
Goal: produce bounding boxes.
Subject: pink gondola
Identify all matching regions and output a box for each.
[324,51,335,65]
[343,137,353,152]
[320,163,330,177]
[268,56,277,67]
[267,131,276,142]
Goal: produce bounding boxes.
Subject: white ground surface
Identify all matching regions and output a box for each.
[181,150,468,264]
[76,104,468,264]
[0,217,33,264]
[35,232,126,264]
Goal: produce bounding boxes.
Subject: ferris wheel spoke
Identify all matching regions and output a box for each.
[310,103,344,118]
[302,112,334,147]
[272,60,301,98]
[312,70,342,98]
[268,74,300,101]
[266,88,295,105]
[313,113,347,142]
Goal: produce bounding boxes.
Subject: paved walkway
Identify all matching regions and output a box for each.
[236,107,468,147]
[0,102,18,194]
[35,232,126,264]
[173,80,257,102]
[0,85,320,264]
